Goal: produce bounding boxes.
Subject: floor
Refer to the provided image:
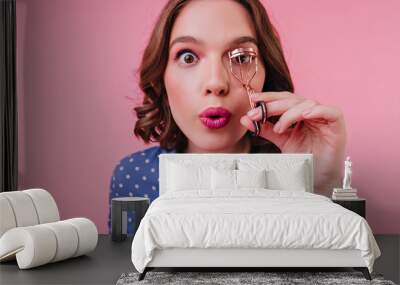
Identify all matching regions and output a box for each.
[374,235,400,284]
[0,235,134,285]
[0,235,398,285]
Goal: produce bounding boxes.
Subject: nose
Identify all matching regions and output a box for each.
[204,56,230,96]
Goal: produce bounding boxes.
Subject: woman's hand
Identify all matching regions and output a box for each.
[240,91,347,196]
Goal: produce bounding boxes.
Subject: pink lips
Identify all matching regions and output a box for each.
[199,107,232,129]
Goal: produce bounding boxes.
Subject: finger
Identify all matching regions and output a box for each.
[251,91,302,103]
[246,98,301,121]
[302,105,344,123]
[266,98,303,117]
[274,100,318,134]
[240,115,288,147]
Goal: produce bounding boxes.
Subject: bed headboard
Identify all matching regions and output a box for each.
[159,153,314,195]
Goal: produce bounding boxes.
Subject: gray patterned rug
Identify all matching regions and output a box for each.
[116,271,396,285]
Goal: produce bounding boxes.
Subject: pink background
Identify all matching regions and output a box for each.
[16,0,400,234]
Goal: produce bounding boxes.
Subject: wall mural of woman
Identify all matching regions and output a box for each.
[108,0,347,233]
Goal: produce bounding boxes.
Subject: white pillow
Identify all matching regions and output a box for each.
[167,162,210,191]
[211,168,236,190]
[167,160,235,192]
[236,169,267,188]
[211,168,267,190]
[266,164,307,191]
[238,159,309,192]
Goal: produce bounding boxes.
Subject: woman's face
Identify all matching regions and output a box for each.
[164,0,266,153]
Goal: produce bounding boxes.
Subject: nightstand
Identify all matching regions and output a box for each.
[332,198,366,218]
[111,197,150,242]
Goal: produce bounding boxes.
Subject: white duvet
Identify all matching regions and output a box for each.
[131,189,380,273]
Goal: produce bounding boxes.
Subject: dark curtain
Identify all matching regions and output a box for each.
[0,0,18,192]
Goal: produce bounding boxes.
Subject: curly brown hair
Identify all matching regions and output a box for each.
[133,0,294,153]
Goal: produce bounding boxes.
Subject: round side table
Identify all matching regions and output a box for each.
[111,197,150,242]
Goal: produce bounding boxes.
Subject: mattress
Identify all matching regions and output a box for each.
[131,189,380,273]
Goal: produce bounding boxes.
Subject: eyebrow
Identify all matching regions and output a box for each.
[169,35,258,49]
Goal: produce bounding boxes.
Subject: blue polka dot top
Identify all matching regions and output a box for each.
[108,142,280,233]
[108,146,176,234]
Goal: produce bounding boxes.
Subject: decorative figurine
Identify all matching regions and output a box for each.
[342,156,352,190]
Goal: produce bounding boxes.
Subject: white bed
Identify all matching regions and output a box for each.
[131,153,380,280]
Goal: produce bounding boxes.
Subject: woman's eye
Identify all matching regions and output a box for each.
[233,54,253,65]
[176,50,199,65]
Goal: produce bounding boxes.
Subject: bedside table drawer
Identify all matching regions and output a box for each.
[332,199,366,218]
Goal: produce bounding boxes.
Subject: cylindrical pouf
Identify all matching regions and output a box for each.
[0,226,57,269]
[23,189,60,223]
[0,196,17,238]
[63,218,98,257]
[0,192,39,227]
[111,197,150,242]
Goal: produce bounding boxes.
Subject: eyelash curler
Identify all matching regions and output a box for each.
[228,47,268,137]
